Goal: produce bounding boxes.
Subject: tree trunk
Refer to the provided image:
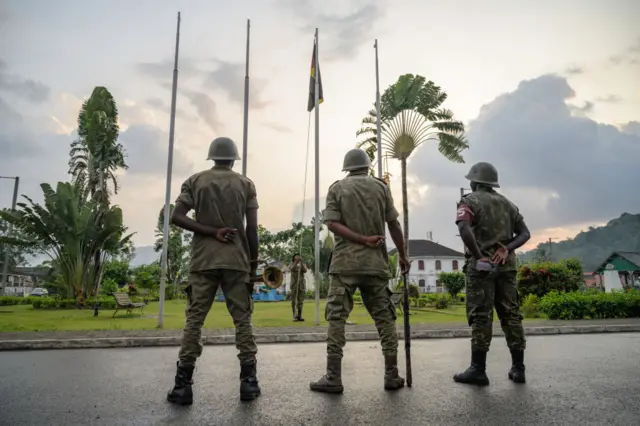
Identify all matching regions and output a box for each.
[401,158,409,256]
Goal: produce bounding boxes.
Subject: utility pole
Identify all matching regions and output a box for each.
[0,176,20,295]
[547,237,557,261]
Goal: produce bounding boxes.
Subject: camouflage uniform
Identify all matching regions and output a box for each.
[453,161,527,386]
[310,149,405,394]
[167,137,260,405]
[289,262,306,320]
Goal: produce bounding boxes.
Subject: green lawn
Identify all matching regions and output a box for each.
[0,300,468,332]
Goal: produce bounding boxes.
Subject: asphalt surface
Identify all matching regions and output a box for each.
[1,334,639,426]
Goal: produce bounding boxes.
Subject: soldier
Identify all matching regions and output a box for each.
[166,136,261,405]
[453,162,531,386]
[310,148,410,394]
[289,253,308,321]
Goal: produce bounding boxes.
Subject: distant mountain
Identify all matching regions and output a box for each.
[518,213,640,271]
[131,246,159,266]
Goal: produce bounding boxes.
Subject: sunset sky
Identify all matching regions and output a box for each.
[1,0,639,255]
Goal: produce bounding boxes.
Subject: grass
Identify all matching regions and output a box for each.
[0,300,468,332]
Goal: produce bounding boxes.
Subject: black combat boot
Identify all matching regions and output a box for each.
[297,307,305,322]
[453,351,490,386]
[292,306,299,321]
[310,357,344,394]
[383,354,405,391]
[239,361,261,401]
[508,349,526,383]
[167,362,194,405]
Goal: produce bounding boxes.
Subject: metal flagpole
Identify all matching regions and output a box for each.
[374,39,383,178]
[314,28,321,326]
[242,18,250,176]
[158,11,181,328]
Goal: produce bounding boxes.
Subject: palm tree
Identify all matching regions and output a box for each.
[356,74,469,251]
[68,86,127,206]
[0,181,133,305]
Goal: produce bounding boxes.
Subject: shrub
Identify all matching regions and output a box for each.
[521,294,541,319]
[394,282,420,298]
[517,258,584,299]
[540,290,640,320]
[100,278,119,295]
[31,295,145,310]
[439,271,466,299]
[0,296,40,306]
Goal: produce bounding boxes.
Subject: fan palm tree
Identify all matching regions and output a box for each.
[356,74,469,251]
[68,86,128,206]
[0,181,133,306]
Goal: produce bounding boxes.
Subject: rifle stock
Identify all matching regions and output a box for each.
[402,270,412,387]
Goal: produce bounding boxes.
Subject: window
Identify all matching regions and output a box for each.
[418,279,425,287]
[418,260,425,270]
[436,280,440,287]
[435,260,441,271]
[452,260,459,271]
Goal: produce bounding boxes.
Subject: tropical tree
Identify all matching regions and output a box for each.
[0,182,133,306]
[356,74,469,250]
[68,86,127,205]
[154,204,191,298]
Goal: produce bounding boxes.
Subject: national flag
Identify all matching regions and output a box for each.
[307,41,324,112]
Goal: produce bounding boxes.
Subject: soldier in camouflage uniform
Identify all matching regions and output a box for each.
[289,253,307,321]
[454,162,531,386]
[310,149,410,394]
[166,137,261,405]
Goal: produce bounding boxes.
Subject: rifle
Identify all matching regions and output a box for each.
[402,269,412,387]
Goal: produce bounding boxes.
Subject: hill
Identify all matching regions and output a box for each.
[518,213,640,271]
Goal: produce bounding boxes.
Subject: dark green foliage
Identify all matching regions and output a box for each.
[517,258,584,298]
[540,290,640,320]
[518,213,640,271]
[0,296,40,306]
[439,271,466,299]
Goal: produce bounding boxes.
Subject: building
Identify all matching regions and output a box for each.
[389,239,465,293]
[592,251,640,292]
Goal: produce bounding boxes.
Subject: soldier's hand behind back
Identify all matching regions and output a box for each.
[362,235,385,248]
[215,227,237,243]
[491,243,509,265]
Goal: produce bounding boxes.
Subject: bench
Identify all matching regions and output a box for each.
[112,292,147,318]
[390,292,404,315]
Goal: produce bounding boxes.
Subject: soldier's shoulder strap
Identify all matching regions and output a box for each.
[328,180,341,190]
[373,176,388,186]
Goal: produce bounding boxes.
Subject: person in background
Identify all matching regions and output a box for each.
[289,253,308,321]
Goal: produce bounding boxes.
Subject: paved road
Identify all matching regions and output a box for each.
[1,334,639,426]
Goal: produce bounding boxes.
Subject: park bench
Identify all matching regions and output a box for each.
[390,292,404,315]
[112,292,147,318]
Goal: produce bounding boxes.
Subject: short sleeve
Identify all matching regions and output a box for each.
[247,180,259,210]
[322,185,341,222]
[175,177,194,210]
[384,185,400,222]
[455,200,475,224]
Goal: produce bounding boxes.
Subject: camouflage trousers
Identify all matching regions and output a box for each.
[178,269,257,365]
[325,274,398,359]
[465,269,526,352]
[290,280,305,311]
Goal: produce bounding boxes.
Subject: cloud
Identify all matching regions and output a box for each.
[204,59,271,110]
[0,58,50,103]
[621,121,640,136]
[261,122,293,133]
[278,0,384,61]
[595,94,622,103]
[119,124,194,177]
[135,58,201,81]
[565,66,584,75]
[180,89,223,133]
[609,36,640,65]
[143,97,198,122]
[405,74,640,250]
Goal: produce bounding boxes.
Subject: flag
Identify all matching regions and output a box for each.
[307,41,324,112]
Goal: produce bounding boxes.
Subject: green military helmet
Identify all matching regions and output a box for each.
[342,148,371,171]
[206,136,241,161]
[465,162,500,188]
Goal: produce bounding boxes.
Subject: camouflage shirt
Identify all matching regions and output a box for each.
[455,187,523,271]
[175,165,258,273]
[323,170,399,277]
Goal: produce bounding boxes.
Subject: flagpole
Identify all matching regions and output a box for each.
[158,11,181,328]
[314,28,321,326]
[374,39,383,178]
[242,18,250,176]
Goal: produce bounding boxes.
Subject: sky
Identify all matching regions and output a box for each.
[1,0,639,257]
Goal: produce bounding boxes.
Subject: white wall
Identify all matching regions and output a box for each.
[406,256,464,293]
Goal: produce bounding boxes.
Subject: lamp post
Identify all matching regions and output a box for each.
[0,176,20,295]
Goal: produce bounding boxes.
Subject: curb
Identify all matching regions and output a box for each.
[1,324,639,351]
